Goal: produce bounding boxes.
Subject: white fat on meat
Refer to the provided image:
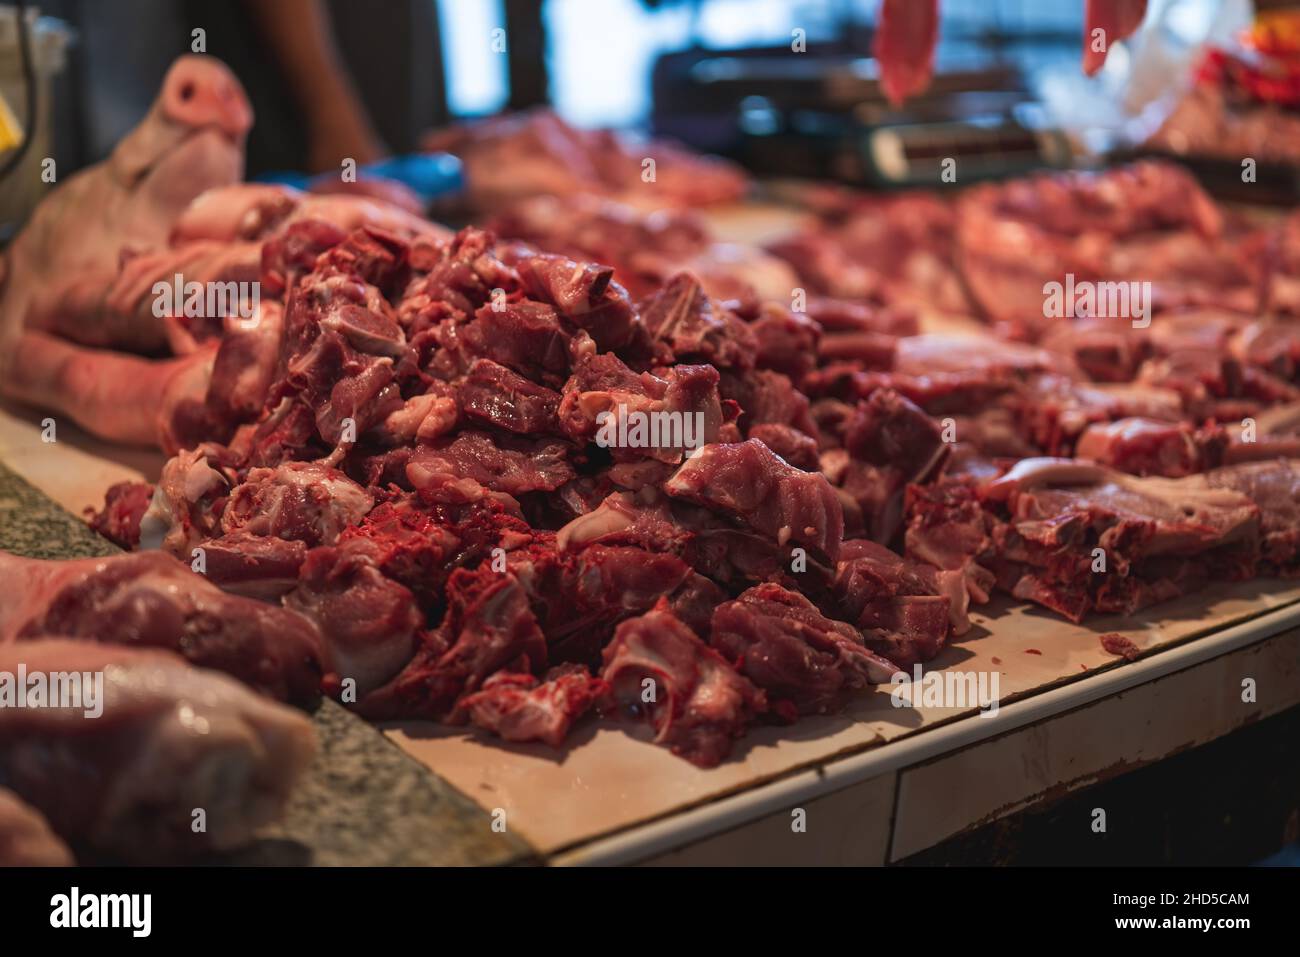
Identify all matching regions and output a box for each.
[139,447,229,553]
[220,462,374,546]
[984,457,1259,555]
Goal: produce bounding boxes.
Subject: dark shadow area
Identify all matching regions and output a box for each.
[899,703,1300,866]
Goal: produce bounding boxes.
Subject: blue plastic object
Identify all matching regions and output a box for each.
[255,152,464,202]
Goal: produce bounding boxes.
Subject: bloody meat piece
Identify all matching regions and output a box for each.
[459,358,563,434]
[664,439,844,563]
[1099,632,1141,660]
[219,461,374,546]
[87,481,154,549]
[1083,1,1150,76]
[1075,417,1221,478]
[459,664,608,748]
[406,430,576,497]
[874,0,940,106]
[599,603,766,768]
[358,567,546,720]
[711,583,900,716]
[981,458,1261,622]
[833,539,963,666]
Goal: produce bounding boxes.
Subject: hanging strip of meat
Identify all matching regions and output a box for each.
[876,0,1150,103]
[1084,0,1150,76]
[875,0,940,107]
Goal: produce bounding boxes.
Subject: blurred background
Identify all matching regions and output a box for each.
[7,0,1300,223]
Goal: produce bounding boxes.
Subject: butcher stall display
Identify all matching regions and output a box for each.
[1,2,1299,876]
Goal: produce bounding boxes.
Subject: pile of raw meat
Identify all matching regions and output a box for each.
[91,222,929,768]
[77,155,1300,773]
[423,109,750,214]
[3,50,1299,835]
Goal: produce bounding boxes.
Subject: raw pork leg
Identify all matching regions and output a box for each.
[0,639,315,862]
[0,788,74,867]
[0,550,324,705]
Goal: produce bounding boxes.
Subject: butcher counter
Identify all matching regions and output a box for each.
[1,396,1297,866]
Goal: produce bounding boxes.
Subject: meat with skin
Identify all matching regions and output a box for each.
[711,583,900,717]
[0,550,324,705]
[599,603,766,768]
[0,57,447,452]
[0,639,314,863]
[0,56,250,354]
[0,56,249,446]
[0,789,74,866]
